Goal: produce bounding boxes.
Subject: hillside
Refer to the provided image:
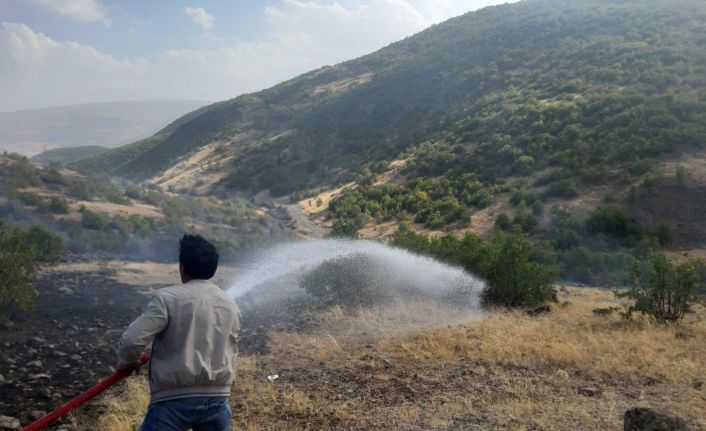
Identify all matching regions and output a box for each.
[0,153,292,260]
[72,0,706,285]
[75,0,706,196]
[31,145,108,165]
[0,100,208,156]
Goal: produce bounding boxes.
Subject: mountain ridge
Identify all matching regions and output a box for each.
[75,0,706,199]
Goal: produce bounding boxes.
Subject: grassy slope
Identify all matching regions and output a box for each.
[78,288,706,430]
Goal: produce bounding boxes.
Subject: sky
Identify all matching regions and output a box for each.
[0,0,517,112]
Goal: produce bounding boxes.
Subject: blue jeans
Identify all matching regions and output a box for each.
[141,397,231,431]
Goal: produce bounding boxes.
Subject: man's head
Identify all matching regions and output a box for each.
[179,234,219,282]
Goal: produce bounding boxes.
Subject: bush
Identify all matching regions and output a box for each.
[391,228,555,308]
[0,221,38,318]
[49,196,70,214]
[481,230,556,307]
[494,213,512,231]
[328,219,359,239]
[81,208,109,230]
[25,225,64,261]
[619,254,699,322]
[17,192,41,206]
[586,205,642,245]
[547,179,578,198]
[300,253,390,307]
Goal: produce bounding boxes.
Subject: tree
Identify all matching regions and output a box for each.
[328,219,359,239]
[0,221,37,318]
[619,254,699,323]
[481,229,556,307]
[25,225,65,261]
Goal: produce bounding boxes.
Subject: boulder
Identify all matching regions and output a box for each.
[624,407,692,431]
[27,360,42,369]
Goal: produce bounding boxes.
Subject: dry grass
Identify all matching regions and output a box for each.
[79,288,706,430]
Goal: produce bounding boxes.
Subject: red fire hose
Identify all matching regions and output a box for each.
[21,353,150,431]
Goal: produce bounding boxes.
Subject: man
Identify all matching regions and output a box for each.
[117,234,241,431]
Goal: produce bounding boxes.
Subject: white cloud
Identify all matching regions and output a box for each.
[28,0,109,26]
[0,1,513,111]
[0,22,146,110]
[184,6,214,30]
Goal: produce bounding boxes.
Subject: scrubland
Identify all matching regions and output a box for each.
[77,288,706,430]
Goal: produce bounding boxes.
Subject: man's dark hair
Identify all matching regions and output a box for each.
[179,234,219,279]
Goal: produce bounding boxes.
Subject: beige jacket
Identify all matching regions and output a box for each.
[117,279,241,404]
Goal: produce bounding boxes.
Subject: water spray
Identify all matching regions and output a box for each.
[228,239,484,307]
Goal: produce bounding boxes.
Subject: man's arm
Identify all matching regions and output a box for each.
[116,294,168,368]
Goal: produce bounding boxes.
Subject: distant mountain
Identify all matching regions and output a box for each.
[0,100,209,156]
[31,145,108,165]
[76,0,706,199]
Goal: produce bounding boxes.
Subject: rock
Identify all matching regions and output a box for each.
[58,287,73,295]
[39,387,52,398]
[70,354,81,362]
[27,360,42,368]
[578,386,602,397]
[0,416,21,430]
[52,351,66,358]
[624,407,692,431]
[29,373,51,381]
[0,374,4,384]
[382,358,393,369]
[526,304,551,315]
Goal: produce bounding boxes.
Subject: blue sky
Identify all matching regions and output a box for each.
[0,0,517,111]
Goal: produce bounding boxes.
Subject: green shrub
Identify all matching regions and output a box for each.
[586,205,642,245]
[0,221,38,318]
[17,192,41,206]
[513,203,538,233]
[81,208,109,230]
[391,228,555,308]
[547,179,578,198]
[481,230,556,307]
[49,196,70,214]
[25,225,64,261]
[619,254,700,322]
[495,213,512,231]
[328,219,359,239]
[653,221,674,247]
